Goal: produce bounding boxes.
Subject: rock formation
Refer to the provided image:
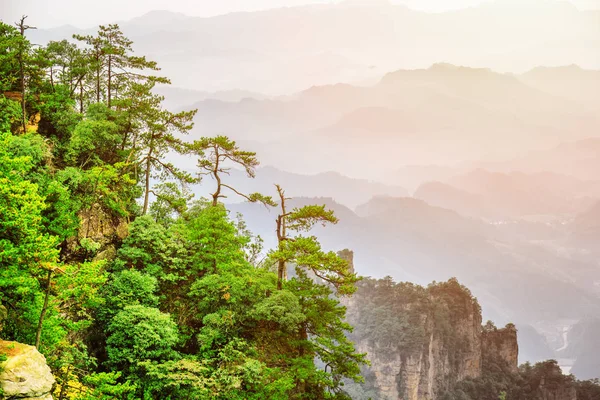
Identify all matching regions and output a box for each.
[482,322,519,374]
[0,341,55,400]
[345,276,518,400]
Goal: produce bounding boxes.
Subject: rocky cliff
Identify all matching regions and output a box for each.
[0,341,55,400]
[482,323,519,374]
[344,277,518,400]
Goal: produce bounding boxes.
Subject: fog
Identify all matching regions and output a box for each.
[3,0,600,28]
[18,0,600,380]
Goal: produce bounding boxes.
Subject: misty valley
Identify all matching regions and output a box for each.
[1,0,600,399]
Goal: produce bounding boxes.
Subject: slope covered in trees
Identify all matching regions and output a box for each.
[2,17,600,400]
[0,20,364,399]
[343,277,600,400]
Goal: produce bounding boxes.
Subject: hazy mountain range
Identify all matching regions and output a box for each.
[194,166,409,209]
[226,195,600,364]
[415,169,600,220]
[176,63,600,179]
[24,2,600,379]
[28,0,600,93]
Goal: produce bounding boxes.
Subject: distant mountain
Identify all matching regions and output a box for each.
[570,201,600,248]
[229,195,600,323]
[517,324,556,364]
[519,65,600,110]
[385,135,600,193]
[387,165,600,221]
[153,86,269,110]
[414,181,487,218]
[568,318,600,379]
[383,164,468,193]
[380,63,554,111]
[476,137,600,181]
[28,1,600,93]
[436,169,600,219]
[193,166,408,209]
[181,63,600,178]
[124,10,188,27]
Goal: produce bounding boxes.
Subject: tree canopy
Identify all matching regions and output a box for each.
[0,21,365,400]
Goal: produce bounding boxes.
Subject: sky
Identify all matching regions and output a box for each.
[0,0,572,29]
[2,0,598,29]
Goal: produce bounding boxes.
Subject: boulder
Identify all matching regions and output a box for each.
[0,341,55,399]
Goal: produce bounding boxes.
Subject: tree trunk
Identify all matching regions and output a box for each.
[96,53,100,103]
[19,56,26,133]
[79,80,84,113]
[35,269,52,349]
[211,147,221,206]
[275,188,288,290]
[277,259,286,290]
[142,146,154,215]
[107,54,112,107]
[212,178,221,206]
[17,38,26,133]
[15,16,35,133]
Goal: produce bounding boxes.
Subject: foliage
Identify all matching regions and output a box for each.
[0,95,22,132]
[0,131,59,345]
[189,135,275,207]
[106,305,179,369]
[9,17,592,400]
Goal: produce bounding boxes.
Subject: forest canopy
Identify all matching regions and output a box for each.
[0,19,365,400]
[2,16,600,400]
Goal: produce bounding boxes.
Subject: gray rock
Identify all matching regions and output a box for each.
[0,341,55,400]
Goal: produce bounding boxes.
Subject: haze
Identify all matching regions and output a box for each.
[3,0,600,387]
[2,0,599,28]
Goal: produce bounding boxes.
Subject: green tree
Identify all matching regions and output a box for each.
[74,24,167,108]
[44,40,88,97]
[267,185,365,398]
[0,22,28,133]
[113,215,173,279]
[66,103,122,168]
[190,135,274,207]
[0,22,22,93]
[272,184,357,294]
[99,269,159,324]
[149,182,193,227]
[131,82,197,215]
[14,16,37,132]
[106,304,180,394]
[0,131,59,347]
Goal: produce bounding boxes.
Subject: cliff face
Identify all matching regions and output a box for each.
[345,277,518,400]
[0,341,55,400]
[482,323,519,374]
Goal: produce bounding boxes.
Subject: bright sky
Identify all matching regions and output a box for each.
[1,0,596,28]
[0,0,489,28]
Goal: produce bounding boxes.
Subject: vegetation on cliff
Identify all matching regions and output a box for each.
[2,16,600,400]
[0,20,364,399]
[445,358,600,400]
[344,276,600,400]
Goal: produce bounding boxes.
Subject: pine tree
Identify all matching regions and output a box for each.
[190,135,275,207]
[268,185,366,398]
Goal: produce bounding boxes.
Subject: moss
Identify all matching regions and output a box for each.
[0,341,29,358]
[0,340,29,397]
